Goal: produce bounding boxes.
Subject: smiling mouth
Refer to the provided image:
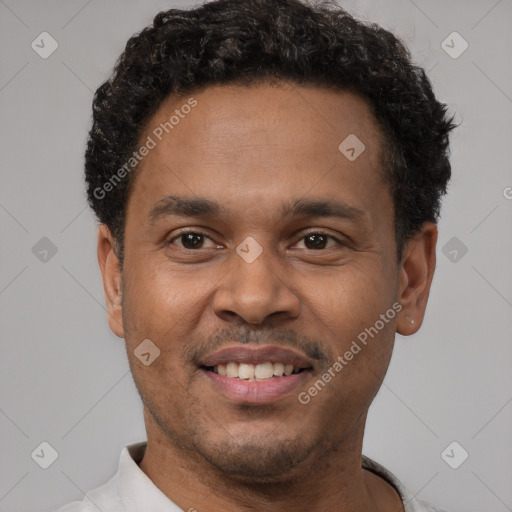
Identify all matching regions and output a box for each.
[201,361,311,381]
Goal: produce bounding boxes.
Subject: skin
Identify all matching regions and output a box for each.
[97,81,437,512]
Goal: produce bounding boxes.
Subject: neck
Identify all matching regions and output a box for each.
[138,411,402,512]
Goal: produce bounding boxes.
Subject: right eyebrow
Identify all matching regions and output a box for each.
[147,195,226,226]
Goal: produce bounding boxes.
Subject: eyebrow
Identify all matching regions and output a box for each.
[148,195,223,225]
[281,197,365,222]
[147,195,365,225]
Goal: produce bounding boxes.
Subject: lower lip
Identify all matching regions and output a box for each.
[201,369,310,404]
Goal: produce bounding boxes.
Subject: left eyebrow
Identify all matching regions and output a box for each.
[280,197,366,223]
[146,194,366,226]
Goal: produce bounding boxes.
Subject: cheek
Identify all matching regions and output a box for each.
[128,353,206,441]
[301,261,398,407]
[122,259,205,339]
[120,266,203,406]
[305,262,395,345]
[121,260,222,391]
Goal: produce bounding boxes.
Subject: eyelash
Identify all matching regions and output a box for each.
[167,229,347,250]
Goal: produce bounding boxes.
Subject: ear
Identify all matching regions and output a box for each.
[97,224,125,338]
[396,222,438,336]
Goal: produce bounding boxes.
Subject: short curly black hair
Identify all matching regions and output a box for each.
[85,0,457,266]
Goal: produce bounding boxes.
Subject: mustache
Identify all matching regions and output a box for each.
[186,325,333,368]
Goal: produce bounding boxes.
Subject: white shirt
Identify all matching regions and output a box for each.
[55,442,447,512]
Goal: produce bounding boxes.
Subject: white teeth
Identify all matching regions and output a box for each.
[226,362,239,378]
[273,362,284,377]
[238,363,255,380]
[212,361,306,380]
[255,362,274,379]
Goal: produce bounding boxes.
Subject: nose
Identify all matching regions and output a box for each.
[212,247,301,325]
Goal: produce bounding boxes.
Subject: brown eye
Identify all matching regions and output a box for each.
[169,231,218,250]
[304,233,329,250]
[179,233,205,249]
[295,232,341,250]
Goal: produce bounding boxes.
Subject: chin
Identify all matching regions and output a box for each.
[191,431,319,482]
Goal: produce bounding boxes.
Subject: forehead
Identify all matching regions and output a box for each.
[127,82,390,227]
[148,82,383,159]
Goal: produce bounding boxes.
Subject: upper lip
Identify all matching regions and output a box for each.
[199,345,314,369]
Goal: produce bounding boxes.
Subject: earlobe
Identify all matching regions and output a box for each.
[396,222,438,336]
[97,224,125,339]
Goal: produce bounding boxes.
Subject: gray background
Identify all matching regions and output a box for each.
[1,0,511,510]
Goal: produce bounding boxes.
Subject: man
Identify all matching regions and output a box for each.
[57,0,456,510]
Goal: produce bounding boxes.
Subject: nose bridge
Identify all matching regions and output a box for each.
[235,242,280,294]
[213,238,300,324]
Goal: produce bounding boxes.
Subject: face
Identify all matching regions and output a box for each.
[98,81,436,482]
